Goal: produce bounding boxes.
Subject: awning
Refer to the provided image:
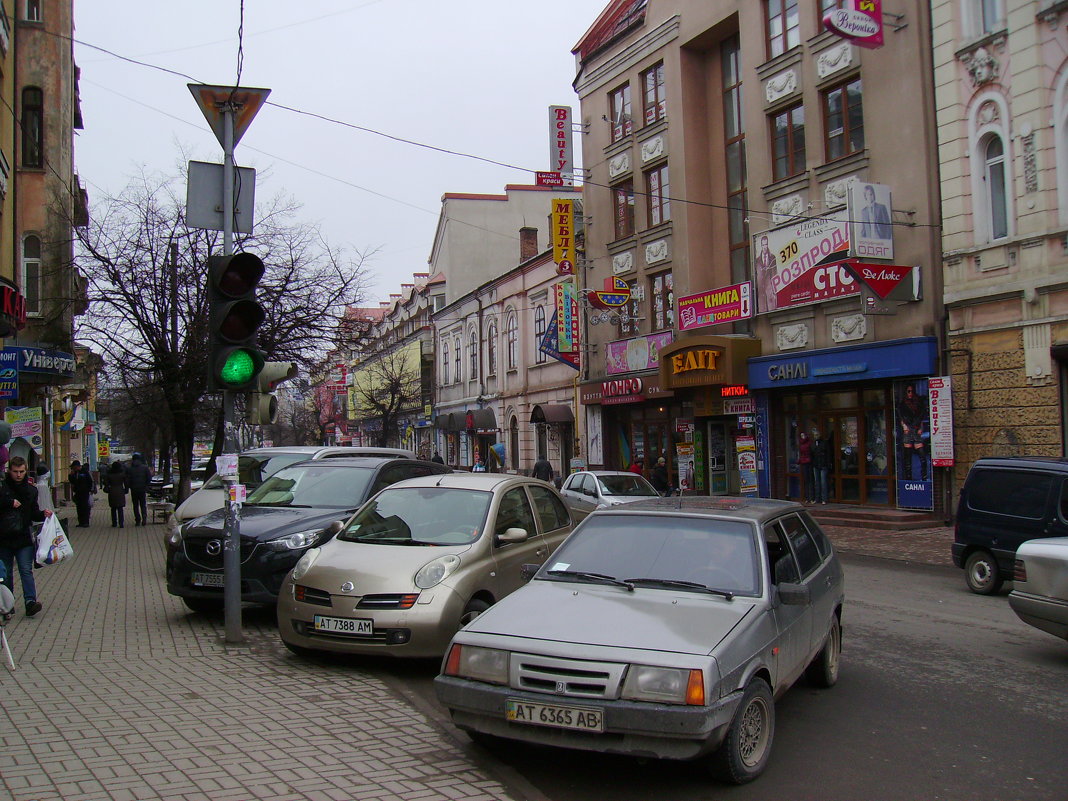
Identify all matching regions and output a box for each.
[434,412,462,431]
[530,404,574,424]
[466,408,497,431]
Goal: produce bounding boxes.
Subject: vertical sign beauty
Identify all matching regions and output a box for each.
[549,106,574,185]
[929,376,955,467]
[553,199,575,275]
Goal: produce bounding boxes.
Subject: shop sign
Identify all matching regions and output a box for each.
[675,419,694,436]
[4,346,76,377]
[549,106,574,185]
[721,385,748,397]
[929,376,954,467]
[0,349,17,400]
[601,377,644,405]
[737,436,758,496]
[0,283,27,333]
[606,332,672,375]
[659,335,761,390]
[724,398,755,415]
[677,281,753,331]
[846,261,914,299]
[670,348,723,375]
[824,0,884,50]
[552,199,575,275]
[753,214,858,313]
[5,406,44,454]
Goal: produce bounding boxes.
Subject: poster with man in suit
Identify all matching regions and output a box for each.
[849,182,894,260]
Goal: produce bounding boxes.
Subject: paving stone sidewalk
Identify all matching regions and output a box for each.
[0,504,519,801]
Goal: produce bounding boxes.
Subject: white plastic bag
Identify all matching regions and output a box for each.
[35,515,73,566]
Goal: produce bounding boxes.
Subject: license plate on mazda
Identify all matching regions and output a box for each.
[313,616,373,636]
[191,572,224,587]
[505,699,603,732]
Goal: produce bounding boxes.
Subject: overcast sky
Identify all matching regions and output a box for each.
[74,0,610,303]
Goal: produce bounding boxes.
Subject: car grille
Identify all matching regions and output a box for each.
[183,537,258,569]
[356,593,419,610]
[511,653,626,699]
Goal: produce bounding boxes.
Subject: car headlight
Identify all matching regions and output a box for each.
[264,529,324,551]
[415,554,461,589]
[444,644,509,684]
[621,665,705,705]
[290,548,321,581]
[166,521,185,548]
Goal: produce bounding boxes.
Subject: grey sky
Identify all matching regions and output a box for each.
[74,0,608,302]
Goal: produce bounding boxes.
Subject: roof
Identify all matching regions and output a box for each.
[969,457,1068,472]
[594,496,803,523]
[382,473,539,491]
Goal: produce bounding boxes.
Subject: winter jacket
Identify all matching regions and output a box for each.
[103,470,129,509]
[811,438,832,470]
[126,458,153,492]
[0,475,46,550]
[72,466,96,500]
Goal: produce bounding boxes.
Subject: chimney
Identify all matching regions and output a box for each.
[520,227,538,262]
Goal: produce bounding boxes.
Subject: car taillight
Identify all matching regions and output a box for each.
[1013,559,1027,582]
[444,644,462,676]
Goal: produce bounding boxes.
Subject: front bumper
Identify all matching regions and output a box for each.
[1009,590,1068,640]
[165,543,301,606]
[433,674,742,761]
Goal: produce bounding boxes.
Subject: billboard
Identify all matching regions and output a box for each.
[894,378,933,510]
[848,181,894,260]
[549,106,574,185]
[752,214,858,312]
[677,281,752,331]
[552,199,575,275]
[929,376,954,467]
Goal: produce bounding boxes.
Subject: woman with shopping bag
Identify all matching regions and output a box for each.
[0,456,53,617]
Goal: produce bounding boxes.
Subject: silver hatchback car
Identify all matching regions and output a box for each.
[434,497,845,784]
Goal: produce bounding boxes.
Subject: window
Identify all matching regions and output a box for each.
[780,514,822,578]
[469,329,478,376]
[510,417,519,471]
[21,87,42,168]
[977,0,1003,34]
[646,163,670,225]
[609,83,632,141]
[506,314,518,370]
[967,470,1052,519]
[534,305,546,364]
[22,235,41,316]
[983,134,1008,240]
[819,0,845,14]
[772,104,806,180]
[766,0,799,59]
[619,279,639,336]
[495,488,537,540]
[823,77,864,161]
[529,484,571,532]
[441,342,450,385]
[641,62,666,125]
[723,36,750,285]
[454,337,461,383]
[651,272,673,331]
[613,179,635,239]
[487,323,498,375]
[24,0,40,21]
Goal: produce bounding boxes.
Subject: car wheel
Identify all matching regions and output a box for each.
[182,597,223,614]
[459,598,491,627]
[964,551,1003,595]
[708,678,775,785]
[806,616,841,688]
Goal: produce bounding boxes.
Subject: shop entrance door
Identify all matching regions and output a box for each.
[707,422,728,494]
[818,411,890,504]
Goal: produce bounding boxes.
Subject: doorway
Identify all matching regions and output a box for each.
[707,421,729,494]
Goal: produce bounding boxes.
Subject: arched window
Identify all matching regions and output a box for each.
[506,314,518,370]
[984,135,1008,241]
[534,305,547,364]
[454,337,461,382]
[469,329,478,376]
[487,323,498,375]
[22,235,41,316]
[441,341,449,384]
[510,416,519,471]
[21,87,42,168]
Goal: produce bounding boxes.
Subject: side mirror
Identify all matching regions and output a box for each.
[777,582,811,606]
[497,527,529,544]
[520,563,540,582]
[321,519,345,542]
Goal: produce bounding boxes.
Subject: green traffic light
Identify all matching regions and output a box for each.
[219,349,258,387]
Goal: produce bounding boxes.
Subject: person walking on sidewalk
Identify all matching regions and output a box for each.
[798,432,814,503]
[71,460,96,527]
[811,430,832,504]
[0,456,54,616]
[126,453,152,527]
[531,457,553,482]
[651,456,671,497]
[102,461,129,528]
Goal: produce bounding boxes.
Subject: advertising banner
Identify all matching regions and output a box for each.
[605,332,672,375]
[549,106,574,185]
[929,376,955,467]
[5,406,44,454]
[0,348,17,400]
[894,379,933,510]
[540,310,580,370]
[554,281,579,354]
[677,281,753,331]
[552,199,575,275]
[848,182,894,260]
[824,0,884,50]
[753,214,858,313]
[676,443,695,492]
[737,435,758,496]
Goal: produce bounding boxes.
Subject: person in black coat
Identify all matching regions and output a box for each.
[531,458,553,482]
[0,456,53,616]
[650,456,671,496]
[71,460,96,527]
[125,453,153,526]
[102,461,129,528]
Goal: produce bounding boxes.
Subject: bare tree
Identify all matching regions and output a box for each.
[71,168,369,500]
[349,347,422,448]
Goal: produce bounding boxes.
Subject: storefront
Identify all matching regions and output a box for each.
[580,374,678,475]
[433,408,498,470]
[748,337,940,510]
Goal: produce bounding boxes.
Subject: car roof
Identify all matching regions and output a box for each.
[572,470,645,478]
[969,457,1068,473]
[279,456,441,470]
[590,495,803,524]
[373,473,538,491]
[241,445,415,458]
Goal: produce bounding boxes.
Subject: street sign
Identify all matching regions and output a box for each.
[188,84,271,149]
[187,161,256,233]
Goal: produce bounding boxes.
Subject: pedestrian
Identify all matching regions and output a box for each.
[651,456,671,496]
[126,452,152,526]
[430,450,445,465]
[35,462,54,513]
[811,430,832,505]
[102,461,129,528]
[0,455,54,617]
[71,460,96,527]
[473,457,487,473]
[629,454,645,476]
[798,432,814,504]
[531,457,553,482]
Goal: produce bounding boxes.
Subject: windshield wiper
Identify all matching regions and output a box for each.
[624,577,735,601]
[545,570,634,591]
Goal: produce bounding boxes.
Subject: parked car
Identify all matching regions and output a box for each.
[1009,537,1068,642]
[277,473,575,658]
[166,445,416,543]
[952,457,1068,594]
[166,456,446,613]
[559,470,659,521]
[434,496,844,785]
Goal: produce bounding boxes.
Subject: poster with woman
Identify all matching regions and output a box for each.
[894,379,932,510]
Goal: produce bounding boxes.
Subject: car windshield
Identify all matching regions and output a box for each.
[202,453,310,490]
[542,514,760,597]
[244,464,371,508]
[597,474,658,497]
[338,487,492,546]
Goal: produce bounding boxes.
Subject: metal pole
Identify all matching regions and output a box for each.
[221,102,244,645]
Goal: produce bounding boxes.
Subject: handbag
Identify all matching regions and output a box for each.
[34,515,74,566]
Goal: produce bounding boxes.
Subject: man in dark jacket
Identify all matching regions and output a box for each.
[126,453,153,526]
[0,456,53,616]
[71,460,96,527]
[651,456,671,496]
[531,458,553,482]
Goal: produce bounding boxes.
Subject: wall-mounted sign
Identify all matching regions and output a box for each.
[658,336,761,390]
[929,376,954,467]
[823,0,884,50]
[721,385,749,397]
[848,182,894,260]
[724,398,755,415]
[678,281,753,331]
[601,377,644,405]
[606,332,672,375]
[536,171,564,187]
[4,346,76,377]
[0,349,17,400]
[0,281,27,335]
[753,215,857,313]
[549,106,574,185]
[552,199,575,275]
[587,276,631,309]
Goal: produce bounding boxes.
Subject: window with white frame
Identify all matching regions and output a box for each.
[441,341,450,385]
[972,0,1003,35]
[488,323,498,375]
[983,134,1008,241]
[469,328,478,376]
[506,314,518,370]
[24,0,40,22]
[969,93,1013,244]
[454,337,461,383]
[1054,68,1068,226]
[534,305,547,364]
[22,235,41,316]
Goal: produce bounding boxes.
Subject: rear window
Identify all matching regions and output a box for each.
[966,470,1053,519]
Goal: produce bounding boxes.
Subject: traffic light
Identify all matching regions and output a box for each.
[247,361,298,425]
[207,252,266,391]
